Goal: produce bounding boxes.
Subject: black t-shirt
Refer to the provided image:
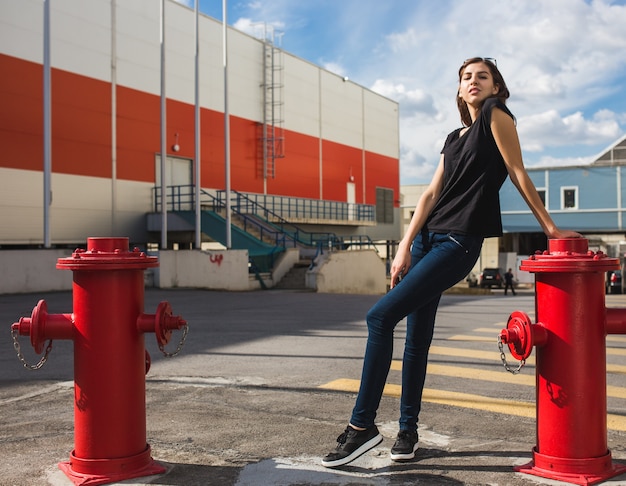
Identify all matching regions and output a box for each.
[426,97,513,238]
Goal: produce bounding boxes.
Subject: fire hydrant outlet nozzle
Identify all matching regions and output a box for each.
[12,299,48,355]
[499,311,547,361]
[137,301,188,348]
[11,300,73,354]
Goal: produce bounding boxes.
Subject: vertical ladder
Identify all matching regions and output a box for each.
[261,25,285,179]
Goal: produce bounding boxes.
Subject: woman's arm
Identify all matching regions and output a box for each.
[491,107,582,239]
[390,156,445,288]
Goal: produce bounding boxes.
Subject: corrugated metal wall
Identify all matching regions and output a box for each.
[0,0,399,245]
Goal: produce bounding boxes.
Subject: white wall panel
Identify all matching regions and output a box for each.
[227,28,264,122]
[0,168,153,244]
[0,0,43,63]
[283,54,320,138]
[51,0,111,81]
[364,90,399,158]
[113,2,262,119]
[163,1,196,104]
[116,0,161,95]
[197,18,224,112]
[48,174,153,243]
[0,168,43,244]
[106,179,154,242]
[117,56,161,95]
[320,71,363,148]
[115,179,153,212]
[49,172,113,243]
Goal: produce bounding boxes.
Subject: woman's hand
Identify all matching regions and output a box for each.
[390,244,412,289]
[547,228,584,239]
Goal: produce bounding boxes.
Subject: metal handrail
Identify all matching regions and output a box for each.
[153,185,379,251]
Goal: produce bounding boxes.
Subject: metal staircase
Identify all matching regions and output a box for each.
[153,186,379,272]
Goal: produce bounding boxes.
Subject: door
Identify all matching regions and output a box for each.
[155,155,193,210]
[347,182,356,220]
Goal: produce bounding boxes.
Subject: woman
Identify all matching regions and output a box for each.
[321,57,581,468]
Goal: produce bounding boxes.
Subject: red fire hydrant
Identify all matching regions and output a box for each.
[11,237,188,486]
[499,238,626,485]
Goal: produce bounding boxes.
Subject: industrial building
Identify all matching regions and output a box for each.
[0,0,400,292]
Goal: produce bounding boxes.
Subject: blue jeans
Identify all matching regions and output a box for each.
[350,231,483,431]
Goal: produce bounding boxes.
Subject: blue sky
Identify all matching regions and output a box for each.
[179,0,626,184]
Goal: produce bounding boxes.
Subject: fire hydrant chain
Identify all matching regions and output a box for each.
[158,323,189,358]
[498,335,525,374]
[11,327,53,370]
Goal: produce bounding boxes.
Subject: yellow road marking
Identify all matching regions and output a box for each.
[429,344,626,374]
[469,327,626,344]
[447,335,626,356]
[320,378,534,418]
[607,363,626,373]
[319,378,626,431]
[448,335,494,342]
[429,345,536,365]
[473,327,510,333]
[390,361,626,399]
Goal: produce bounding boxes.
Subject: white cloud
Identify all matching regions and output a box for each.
[225,0,626,183]
[232,17,285,39]
[365,0,626,182]
[385,28,420,53]
[321,61,347,77]
[518,109,623,152]
[370,79,438,119]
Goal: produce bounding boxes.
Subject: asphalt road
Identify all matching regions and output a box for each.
[2,288,626,485]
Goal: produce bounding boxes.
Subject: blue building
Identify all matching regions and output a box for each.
[500,134,626,256]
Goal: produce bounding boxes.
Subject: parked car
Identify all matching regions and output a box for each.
[606,270,622,294]
[479,268,504,289]
[465,272,478,287]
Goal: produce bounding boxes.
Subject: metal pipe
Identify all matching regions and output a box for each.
[160,0,167,250]
[223,0,231,248]
[194,0,201,250]
[43,0,51,248]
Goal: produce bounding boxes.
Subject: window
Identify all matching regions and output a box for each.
[376,187,394,224]
[561,186,578,210]
[536,188,546,206]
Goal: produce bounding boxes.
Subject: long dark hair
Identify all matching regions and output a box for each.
[456,57,510,127]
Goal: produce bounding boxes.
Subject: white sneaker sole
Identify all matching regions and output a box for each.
[390,443,418,461]
[321,433,383,468]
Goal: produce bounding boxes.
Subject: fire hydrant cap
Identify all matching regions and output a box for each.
[520,238,619,273]
[56,237,158,270]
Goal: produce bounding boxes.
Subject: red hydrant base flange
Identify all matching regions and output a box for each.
[515,447,626,486]
[58,445,166,486]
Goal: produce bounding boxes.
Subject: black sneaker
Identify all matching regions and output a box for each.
[321,425,383,467]
[390,429,418,461]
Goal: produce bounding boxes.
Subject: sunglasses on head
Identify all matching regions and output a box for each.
[466,57,497,67]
